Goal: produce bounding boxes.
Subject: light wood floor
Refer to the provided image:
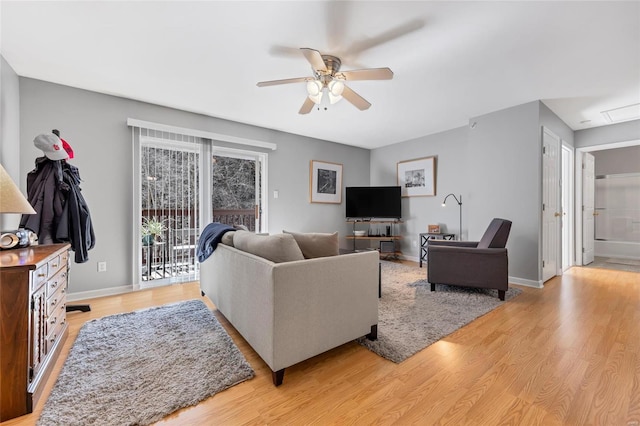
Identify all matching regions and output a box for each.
[3,263,639,425]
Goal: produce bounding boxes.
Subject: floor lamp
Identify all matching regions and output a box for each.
[442,193,463,240]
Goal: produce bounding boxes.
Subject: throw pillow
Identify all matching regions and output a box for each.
[283,230,339,259]
[220,231,235,246]
[233,231,304,263]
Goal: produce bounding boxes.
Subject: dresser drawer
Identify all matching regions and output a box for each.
[31,264,48,291]
[45,313,67,355]
[46,268,67,299]
[46,283,65,317]
[46,300,66,342]
[47,255,65,279]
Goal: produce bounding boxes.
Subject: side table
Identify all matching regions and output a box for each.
[419,232,455,267]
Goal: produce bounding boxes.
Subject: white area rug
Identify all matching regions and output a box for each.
[38,299,253,426]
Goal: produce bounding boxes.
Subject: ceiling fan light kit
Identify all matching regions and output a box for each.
[257,47,393,114]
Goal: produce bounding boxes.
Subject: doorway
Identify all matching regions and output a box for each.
[576,139,640,267]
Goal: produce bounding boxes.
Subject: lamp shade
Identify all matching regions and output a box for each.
[306,80,323,104]
[328,80,344,104]
[0,164,36,214]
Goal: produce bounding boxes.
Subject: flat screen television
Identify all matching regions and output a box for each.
[345,186,402,219]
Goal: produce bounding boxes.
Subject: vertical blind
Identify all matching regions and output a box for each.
[139,128,202,283]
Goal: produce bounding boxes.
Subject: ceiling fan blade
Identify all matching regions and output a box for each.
[299,97,315,115]
[268,45,303,58]
[345,19,426,57]
[257,77,309,87]
[342,85,371,111]
[300,48,328,72]
[325,1,350,50]
[339,68,394,81]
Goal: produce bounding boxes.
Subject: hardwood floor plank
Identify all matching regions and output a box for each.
[2,265,639,425]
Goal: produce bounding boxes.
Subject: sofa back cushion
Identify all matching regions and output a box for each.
[283,231,339,259]
[233,231,304,263]
[220,231,235,246]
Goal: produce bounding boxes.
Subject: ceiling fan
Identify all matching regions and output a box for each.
[257,48,393,114]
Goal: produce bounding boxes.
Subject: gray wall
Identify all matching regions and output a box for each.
[370,127,469,257]
[371,100,576,284]
[467,101,541,283]
[19,78,370,296]
[593,145,640,175]
[575,119,640,148]
[0,55,22,230]
[540,102,575,147]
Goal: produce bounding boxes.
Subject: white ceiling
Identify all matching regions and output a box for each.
[1,1,639,149]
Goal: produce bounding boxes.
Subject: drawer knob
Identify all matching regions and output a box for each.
[38,273,46,278]
[52,263,58,268]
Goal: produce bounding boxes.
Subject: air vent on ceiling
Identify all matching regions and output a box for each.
[601,103,640,124]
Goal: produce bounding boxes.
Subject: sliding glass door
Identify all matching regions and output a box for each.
[211,147,266,233]
[135,133,267,286]
[139,136,201,285]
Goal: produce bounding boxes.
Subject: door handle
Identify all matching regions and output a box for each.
[554,212,561,217]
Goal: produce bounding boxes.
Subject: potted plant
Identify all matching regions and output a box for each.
[141,216,167,246]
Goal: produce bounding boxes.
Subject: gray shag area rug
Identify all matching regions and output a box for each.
[358,261,522,363]
[38,299,254,426]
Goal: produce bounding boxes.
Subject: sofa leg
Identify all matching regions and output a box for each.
[498,290,505,301]
[430,283,435,292]
[272,369,285,386]
[366,324,378,341]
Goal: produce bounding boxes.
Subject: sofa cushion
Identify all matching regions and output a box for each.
[220,231,235,246]
[283,231,339,259]
[233,231,304,263]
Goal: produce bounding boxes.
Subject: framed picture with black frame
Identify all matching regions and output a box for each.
[310,160,343,204]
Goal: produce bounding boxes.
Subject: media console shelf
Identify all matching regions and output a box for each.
[346,219,403,258]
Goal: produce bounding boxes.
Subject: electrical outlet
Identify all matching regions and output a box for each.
[97,261,107,272]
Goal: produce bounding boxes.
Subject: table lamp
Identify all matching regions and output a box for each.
[1,164,36,249]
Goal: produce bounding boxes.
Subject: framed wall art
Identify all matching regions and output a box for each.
[397,156,436,197]
[310,160,343,203]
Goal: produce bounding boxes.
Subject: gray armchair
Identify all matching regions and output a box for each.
[427,218,512,300]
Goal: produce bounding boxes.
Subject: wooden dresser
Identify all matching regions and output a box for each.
[0,243,70,421]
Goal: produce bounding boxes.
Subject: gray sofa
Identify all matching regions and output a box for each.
[199,233,379,386]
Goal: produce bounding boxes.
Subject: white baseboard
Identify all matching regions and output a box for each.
[67,285,134,302]
[509,276,543,288]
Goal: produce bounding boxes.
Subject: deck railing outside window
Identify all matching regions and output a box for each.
[141,209,255,281]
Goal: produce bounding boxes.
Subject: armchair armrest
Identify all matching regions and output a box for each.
[427,240,479,248]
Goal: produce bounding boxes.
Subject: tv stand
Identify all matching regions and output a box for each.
[346,219,402,258]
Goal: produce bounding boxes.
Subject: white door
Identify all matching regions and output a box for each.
[542,128,561,282]
[561,145,574,271]
[582,152,595,265]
